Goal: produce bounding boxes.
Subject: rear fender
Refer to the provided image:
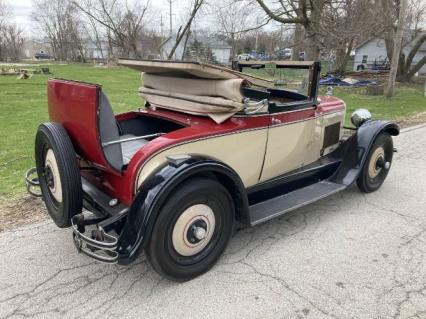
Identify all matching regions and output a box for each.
[330,120,399,185]
[116,156,248,265]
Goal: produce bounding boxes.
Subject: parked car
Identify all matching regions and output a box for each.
[27,59,399,281]
[273,48,292,60]
[237,53,251,61]
[34,52,51,60]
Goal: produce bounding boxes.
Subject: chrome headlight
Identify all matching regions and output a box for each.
[351,108,372,127]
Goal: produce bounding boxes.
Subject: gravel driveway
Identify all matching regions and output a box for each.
[1,125,425,319]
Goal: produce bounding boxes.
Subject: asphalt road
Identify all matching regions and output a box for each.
[1,125,426,319]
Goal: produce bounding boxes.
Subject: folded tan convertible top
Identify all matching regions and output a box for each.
[118,59,272,87]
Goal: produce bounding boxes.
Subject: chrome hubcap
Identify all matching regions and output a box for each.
[44,149,62,203]
[368,147,389,179]
[172,204,215,256]
[193,226,207,240]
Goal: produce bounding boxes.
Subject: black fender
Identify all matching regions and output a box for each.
[330,120,399,185]
[116,156,248,265]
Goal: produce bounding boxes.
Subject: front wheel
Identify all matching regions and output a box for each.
[146,177,234,281]
[357,132,393,193]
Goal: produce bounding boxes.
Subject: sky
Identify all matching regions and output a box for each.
[7,0,198,36]
[7,0,426,37]
[9,0,32,33]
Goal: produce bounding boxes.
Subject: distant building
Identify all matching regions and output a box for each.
[204,39,231,65]
[22,39,51,60]
[84,40,110,60]
[354,33,426,75]
[161,34,231,65]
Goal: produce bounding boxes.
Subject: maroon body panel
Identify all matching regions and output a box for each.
[47,79,115,173]
[47,78,345,206]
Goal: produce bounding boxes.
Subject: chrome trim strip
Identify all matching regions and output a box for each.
[102,133,164,147]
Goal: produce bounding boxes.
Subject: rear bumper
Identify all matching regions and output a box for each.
[70,177,129,264]
[71,214,119,264]
[25,167,129,265]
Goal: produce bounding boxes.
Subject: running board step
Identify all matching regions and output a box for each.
[248,181,346,226]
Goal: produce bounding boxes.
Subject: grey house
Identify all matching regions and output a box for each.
[353,33,426,75]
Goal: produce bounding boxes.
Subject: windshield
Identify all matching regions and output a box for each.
[240,63,311,98]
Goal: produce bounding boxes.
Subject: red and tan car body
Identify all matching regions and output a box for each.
[48,80,345,205]
[44,60,399,264]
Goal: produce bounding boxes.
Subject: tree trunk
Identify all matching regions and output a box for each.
[385,0,407,98]
[304,34,320,61]
[334,48,348,75]
[167,0,204,60]
[182,29,191,60]
[404,55,426,81]
[302,0,325,61]
[384,35,394,61]
[292,23,303,60]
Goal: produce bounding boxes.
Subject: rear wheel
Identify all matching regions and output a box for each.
[146,177,234,281]
[356,132,393,193]
[35,123,83,227]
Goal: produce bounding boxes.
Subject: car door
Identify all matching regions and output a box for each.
[258,63,321,182]
[259,104,320,182]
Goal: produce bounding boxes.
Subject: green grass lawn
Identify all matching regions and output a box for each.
[0,63,425,199]
[325,85,426,126]
[0,63,141,199]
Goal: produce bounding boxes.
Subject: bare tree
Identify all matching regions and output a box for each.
[375,0,426,82]
[255,0,328,60]
[320,0,376,74]
[0,0,24,61]
[385,0,407,97]
[32,0,86,61]
[167,0,205,60]
[74,0,151,58]
[0,0,8,60]
[213,0,259,59]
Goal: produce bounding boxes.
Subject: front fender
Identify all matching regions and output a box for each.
[330,120,399,185]
[116,156,247,265]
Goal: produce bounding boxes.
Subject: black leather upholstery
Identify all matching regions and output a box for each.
[99,92,147,169]
[120,135,148,165]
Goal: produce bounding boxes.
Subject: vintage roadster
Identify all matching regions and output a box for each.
[26,59,399,281]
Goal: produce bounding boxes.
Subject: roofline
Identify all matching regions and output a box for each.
[236,60,316,69]
[354,38,377,50]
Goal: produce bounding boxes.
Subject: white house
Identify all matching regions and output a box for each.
[205,39,231,65]
[353,33,426,75]
[161,35,231,65]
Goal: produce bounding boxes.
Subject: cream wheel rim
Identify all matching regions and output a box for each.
[368,147,385,179]
[172,204,216,256]
[45,149,63,203]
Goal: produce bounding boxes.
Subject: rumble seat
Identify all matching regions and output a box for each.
[120,135,148,165]
[99,92,147,168]
[47,79,148,173]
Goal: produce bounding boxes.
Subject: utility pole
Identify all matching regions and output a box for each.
[385,0,407,98]
[168,0,173,36]
[160,15,164,37]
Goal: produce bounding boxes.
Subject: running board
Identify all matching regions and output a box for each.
[248,181,346,226]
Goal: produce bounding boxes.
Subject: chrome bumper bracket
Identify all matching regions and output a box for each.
[71,214,119,264]
[25,167,42,198]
